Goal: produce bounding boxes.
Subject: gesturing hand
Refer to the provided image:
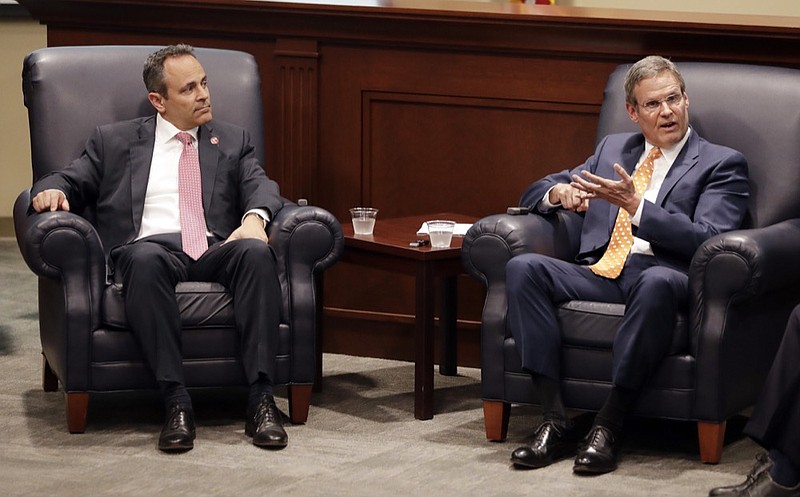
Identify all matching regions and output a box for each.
[549,183,590,213]
[570,163,642,215]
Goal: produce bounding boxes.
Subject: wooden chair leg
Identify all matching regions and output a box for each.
[483,400,510,441]
[42,355,59,392]
[698,420,727,464]
[287,384,312,424]
[66,392,89,434]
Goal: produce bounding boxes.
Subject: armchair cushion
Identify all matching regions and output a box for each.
[558,301,689,356]
[102,282,234,329]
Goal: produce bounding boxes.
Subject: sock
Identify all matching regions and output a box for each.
[770,449,800,488]
[247,374,274,412]
[532,374,570,428]
[594,386,638,437]
[159,381,192,411]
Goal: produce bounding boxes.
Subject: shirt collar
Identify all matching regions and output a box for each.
[645,126,692,165]
[155,113,199,145]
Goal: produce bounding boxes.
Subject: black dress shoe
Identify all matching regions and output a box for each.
[245,395,288,449]
[510,421,576,469]
[711,467,800,497]
[710,452,773,496]
[158,404,195,452]
[573,425,618,474]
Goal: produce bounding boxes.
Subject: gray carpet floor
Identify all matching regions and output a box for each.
[0,238,763,496]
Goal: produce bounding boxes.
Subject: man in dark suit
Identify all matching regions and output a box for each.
[506,55,750,474]
[30,44,288,453]
[708,305,800,497]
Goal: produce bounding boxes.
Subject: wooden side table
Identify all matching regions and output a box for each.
[338,213,475,420]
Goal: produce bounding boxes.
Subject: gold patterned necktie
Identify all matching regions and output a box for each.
[589,146,661,279]
[176,132,209,260]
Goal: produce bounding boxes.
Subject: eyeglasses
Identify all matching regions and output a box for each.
[638,93,684,113]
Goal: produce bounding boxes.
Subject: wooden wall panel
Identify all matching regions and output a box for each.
[316,45,610,220]
[362,92,598,215]
[272,39,320,202]
[316,45,602,366]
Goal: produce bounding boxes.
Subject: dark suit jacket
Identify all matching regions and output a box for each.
[32,115,285,257]
[520,130,750,272]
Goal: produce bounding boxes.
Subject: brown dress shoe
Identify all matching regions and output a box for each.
[245,395,288,449]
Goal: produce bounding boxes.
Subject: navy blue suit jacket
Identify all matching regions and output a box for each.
[32,115,285,257]
[520,130,750,272]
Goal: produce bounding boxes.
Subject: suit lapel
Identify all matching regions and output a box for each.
[656,131,699,206]
[198,124,220,213]
[620,142,644,177]
[129,117,157,235]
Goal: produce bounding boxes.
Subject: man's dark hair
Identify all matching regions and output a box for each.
[143,44,196,96]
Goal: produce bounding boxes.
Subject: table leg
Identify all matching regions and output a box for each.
[439,275,458,376]
[415,262,435,420]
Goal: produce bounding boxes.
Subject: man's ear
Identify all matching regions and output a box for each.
[625,102,639,124]
[148,91,165,113]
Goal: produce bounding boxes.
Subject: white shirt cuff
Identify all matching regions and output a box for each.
[540,186,560,210]
[631,199,645,226]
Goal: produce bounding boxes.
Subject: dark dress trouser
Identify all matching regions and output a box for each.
[745,304,800,468]
[505,253,688,391]
[112,235,282,387]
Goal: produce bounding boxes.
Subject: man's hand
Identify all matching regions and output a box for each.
[549,183,590,213]
[31,189,70,213]
[225,213,269,244]
[571,163,641,215]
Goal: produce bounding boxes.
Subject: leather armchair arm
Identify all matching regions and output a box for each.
[14,189,107,391]
[691,218,800,306]
[14,189,107,321]
[267,203,344,383]
[691,218,800,419]
[461,210,583,287]
[461,210,582,400]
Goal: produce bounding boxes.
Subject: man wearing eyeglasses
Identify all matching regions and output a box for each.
[506,55,750,475]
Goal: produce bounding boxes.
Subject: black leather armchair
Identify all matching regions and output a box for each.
[13,46,343,433]
[461,62,800,463]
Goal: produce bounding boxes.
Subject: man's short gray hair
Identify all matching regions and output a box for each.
[624,55,686,106]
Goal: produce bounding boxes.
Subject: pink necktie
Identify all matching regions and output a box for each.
[589,147,661,279]
[176,132,208,260]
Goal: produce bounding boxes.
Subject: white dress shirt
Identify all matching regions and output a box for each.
[137,114,189,240]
